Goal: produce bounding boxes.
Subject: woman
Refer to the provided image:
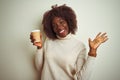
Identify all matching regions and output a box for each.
[30,4,108,80]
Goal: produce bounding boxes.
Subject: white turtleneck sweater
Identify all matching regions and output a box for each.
[35,34,96,80]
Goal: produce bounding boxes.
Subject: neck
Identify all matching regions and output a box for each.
[56,33,73,40]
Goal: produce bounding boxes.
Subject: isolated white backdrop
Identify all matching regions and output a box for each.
[0,0,120,80]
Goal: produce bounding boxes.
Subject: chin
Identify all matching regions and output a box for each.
[60,34,67,37]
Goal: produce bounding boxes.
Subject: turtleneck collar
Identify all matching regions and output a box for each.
[56,33,73,40]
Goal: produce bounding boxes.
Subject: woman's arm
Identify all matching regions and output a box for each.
[35,48,44,71]
[75,32,108,80]
[75,48,95,80]
[30,33,44,73]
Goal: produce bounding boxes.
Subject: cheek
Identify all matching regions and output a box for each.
[64,25,69,32]
[53,28,57,33]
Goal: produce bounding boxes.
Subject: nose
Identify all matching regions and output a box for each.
[57,26,64,32]
[56,23,63,29]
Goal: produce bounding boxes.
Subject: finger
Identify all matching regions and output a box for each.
[30,34,33,39]
[96,32,101,38]
[88,38,92,43]
[31,39,36,43]
[103,38,109,43]
[33,42,42,47]
[103,36,108,39]
[31,40,34,43]
[101,32,107,37]
[30,36,32,39]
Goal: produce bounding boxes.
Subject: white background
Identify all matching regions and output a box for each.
[0,0,120,80]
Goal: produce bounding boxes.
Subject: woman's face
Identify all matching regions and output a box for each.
[52,17,69,38]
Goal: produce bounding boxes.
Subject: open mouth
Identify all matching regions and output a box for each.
[59,30,65,34]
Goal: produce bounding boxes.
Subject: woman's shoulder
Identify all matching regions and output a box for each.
[43,37,54,45]
[73,36,86,48]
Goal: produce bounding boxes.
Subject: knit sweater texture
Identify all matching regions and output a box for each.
[35,34,95,80]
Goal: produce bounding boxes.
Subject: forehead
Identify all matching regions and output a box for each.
[52,17,64,22]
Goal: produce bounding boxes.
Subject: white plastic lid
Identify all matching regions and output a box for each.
[31,30,40,32]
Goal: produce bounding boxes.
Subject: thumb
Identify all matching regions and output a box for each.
[33,42,42,47]
[88,38,92,43]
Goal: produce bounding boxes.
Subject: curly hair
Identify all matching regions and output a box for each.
[42,4,77,40]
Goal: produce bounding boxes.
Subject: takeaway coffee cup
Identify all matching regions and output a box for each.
[31,30,41,43]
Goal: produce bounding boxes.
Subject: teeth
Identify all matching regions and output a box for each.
[59,30,64,33]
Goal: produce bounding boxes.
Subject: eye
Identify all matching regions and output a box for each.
[60,20,65,24]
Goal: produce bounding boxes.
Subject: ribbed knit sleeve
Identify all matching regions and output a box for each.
[75,48,96,80]
[35,39,47,71]
[35,48,44,71]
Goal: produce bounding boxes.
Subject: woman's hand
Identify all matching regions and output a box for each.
[30,33,42,49]
[88,32,108,57]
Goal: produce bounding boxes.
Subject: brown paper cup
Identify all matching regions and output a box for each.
[31,30,41,43]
